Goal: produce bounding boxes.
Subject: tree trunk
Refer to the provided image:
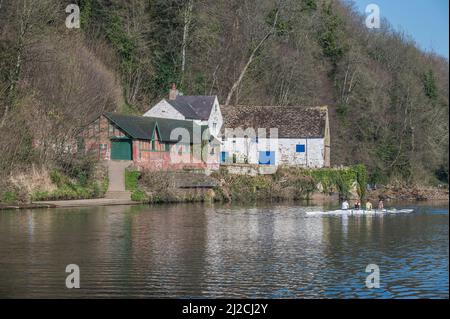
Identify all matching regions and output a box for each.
[1,44,23,127]
[180,0,193,86]
[224,9,279,106]
[0,0,31,127]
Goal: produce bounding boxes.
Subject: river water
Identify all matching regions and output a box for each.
[0,202,448,298]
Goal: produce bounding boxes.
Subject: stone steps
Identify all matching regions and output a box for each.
[104,191,132,200]
[107,161,132,190]
[104,161,133,201]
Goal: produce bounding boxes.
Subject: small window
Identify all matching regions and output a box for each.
[213,122,217,130]
[296,144,306,153]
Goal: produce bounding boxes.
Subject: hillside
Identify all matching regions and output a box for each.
[0,0,448,187]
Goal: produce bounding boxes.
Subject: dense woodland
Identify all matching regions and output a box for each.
[0,0,448,192]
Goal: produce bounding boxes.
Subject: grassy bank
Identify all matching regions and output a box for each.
[30,170,108,201]
[125,169,148,202]
[0,159,108,204]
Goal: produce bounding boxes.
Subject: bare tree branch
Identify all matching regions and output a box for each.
[224,8,279,106]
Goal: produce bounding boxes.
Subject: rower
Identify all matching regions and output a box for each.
[341,199,349,210]
[365,200,373,211]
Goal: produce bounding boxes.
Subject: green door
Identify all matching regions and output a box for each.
[111,139,132,160]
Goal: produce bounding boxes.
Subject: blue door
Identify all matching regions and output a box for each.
[259,151,275,165]
[221,151,229,163]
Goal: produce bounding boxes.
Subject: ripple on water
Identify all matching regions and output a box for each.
[0,203,447,298]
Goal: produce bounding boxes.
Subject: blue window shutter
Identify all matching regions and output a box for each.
[296,144,306,153]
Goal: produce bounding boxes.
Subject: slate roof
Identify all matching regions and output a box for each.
[220,106,328,138]
[103,112,209,144]
[166,96,216,120]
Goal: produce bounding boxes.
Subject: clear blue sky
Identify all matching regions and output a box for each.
[352,0,449,59]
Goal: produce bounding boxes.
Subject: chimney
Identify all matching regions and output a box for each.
[169,83,178,100]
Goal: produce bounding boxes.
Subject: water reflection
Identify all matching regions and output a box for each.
[0,202,448,298]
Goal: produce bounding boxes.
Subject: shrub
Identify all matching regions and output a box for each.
[1,191,17,204]
[31,191,50,201]
[435,164,449,184]
[309,167,356,197]
[125,170,141,191]
[353,164,368,200]
[131,189,148,202]
[30,165,108,202]
[56,156,98,186]
[50,170,66,188]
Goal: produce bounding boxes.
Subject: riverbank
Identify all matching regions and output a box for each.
[132,166,367,204]
[132,166,448,204]
[0,203,57,210]
[1,165,448,210]
[367,184,449,202]
[31,198,137,208]
[1,188,446,211]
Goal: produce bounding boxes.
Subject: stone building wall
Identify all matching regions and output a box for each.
[220,137,325,167]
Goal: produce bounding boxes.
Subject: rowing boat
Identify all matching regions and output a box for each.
[306,208,414,216]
